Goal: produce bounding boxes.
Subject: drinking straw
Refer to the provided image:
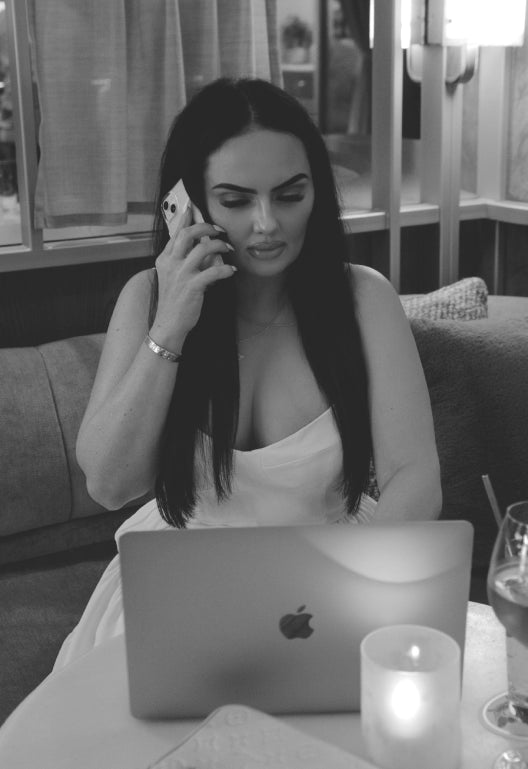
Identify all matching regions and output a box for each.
[481,474,503,529]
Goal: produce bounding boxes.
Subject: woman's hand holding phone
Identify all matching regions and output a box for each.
[152,205,236,350]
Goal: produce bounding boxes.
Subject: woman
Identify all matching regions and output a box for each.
[55,77,441,668]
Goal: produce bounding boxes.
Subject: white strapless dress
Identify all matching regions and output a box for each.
[54,407,377,670]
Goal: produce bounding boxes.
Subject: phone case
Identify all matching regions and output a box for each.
[161,179,205,238]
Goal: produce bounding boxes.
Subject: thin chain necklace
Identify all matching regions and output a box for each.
[237,299,294,361]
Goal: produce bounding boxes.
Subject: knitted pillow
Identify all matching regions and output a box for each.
[400,277,488,320]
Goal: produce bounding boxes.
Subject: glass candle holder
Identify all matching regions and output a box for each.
[360,624,461,769]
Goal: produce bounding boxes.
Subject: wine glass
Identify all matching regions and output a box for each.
[482,500,528,766]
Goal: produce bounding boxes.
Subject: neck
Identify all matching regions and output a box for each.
[235,273,289,324]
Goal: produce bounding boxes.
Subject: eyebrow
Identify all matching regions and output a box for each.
[212,173,309,194]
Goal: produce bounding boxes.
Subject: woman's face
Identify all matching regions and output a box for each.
[204,128,315,277]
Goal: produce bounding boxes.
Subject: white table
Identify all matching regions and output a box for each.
[0,603,524,768]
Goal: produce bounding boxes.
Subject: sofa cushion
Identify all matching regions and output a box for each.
[401,277,488,320]
[488,294,528,322]
[0,332,150,549]
[462,319,528,508]
[0,334,110,540]
[39,334,106,521]
[410,317,528,570]
[0,347,70,537]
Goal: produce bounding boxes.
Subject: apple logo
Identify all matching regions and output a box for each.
[279,605,314,639]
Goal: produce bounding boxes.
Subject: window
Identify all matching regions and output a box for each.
[5,0,281,270]
[3,0,528,295]
[0,1,20,247]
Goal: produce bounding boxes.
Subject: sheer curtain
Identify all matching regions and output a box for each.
[27,0,281,228]
[508,8,528,202]
[340,0,371,135]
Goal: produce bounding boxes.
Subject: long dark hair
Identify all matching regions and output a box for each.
[148,77,372,527]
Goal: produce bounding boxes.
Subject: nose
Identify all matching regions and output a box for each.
[253,198,278,235]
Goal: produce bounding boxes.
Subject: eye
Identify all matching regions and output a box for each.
[220,198,249,209]
[277,194,305,203]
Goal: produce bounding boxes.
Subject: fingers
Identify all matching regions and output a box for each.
[182,238,235,273]
[201,252,225,270]
[196,260,237,288]
[168,220,227,260]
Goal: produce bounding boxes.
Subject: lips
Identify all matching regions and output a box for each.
[247,241,286,260]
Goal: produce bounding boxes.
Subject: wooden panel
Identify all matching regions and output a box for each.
[503,223,528,296]
[459,219,497,291]
[0,256,153,347]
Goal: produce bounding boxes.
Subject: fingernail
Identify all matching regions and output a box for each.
[224,242,235,251]
[213,225,226,232]
[231,265,238,272]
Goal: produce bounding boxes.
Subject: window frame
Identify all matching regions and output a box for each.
[3,0,528,293]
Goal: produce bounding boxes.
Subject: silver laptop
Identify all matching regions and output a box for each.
[120,520,473,718]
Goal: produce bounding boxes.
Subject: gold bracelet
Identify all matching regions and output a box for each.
[144,334,182,363]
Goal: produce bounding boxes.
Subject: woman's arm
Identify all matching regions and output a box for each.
[349,264,442,521]
[76,214,236,510]
[76,269,183,509]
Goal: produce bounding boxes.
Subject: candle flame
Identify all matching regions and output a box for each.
[409,645,420,661]
[390,679,421,720]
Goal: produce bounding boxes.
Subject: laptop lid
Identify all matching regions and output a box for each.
[120,520,473,718]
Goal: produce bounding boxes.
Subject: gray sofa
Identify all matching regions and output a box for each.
[1,292,528,724]
[0,334,147,567]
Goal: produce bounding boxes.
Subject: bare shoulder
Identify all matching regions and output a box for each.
[95,268,154,378]
[127,266,155,293]
[78,268,156,422]
[106,268,155,336]
[346,263,403,323]
[113,267,154,314]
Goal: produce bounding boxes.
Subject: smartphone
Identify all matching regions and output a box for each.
[161,179,205,238]
[161,179,231,263]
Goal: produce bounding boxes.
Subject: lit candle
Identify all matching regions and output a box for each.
[360,625,461,769]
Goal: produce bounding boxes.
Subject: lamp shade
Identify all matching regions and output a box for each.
[435,0,527,46]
